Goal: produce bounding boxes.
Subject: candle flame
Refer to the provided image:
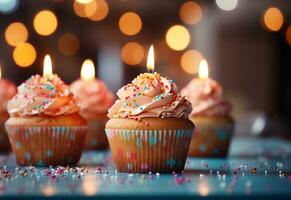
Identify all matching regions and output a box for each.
[43,55,53,77]
[147,45,155,73]
[81,59,95,81]
[198,59,208,79]
[0,65,2,79]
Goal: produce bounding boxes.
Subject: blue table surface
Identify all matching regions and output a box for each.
[0,137,291,199]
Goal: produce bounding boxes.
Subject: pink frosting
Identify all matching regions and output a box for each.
[181,78,231,117]
[7,75,80,117]
[108,72,192,119]
[70,79,114,114]
[0,79,17,113]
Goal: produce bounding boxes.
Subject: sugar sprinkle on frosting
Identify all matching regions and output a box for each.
[7,74,79,117]
[108,72,192,119]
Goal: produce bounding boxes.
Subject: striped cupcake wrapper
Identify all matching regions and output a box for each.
[0,119,11,152]
[188,123,234,158]
[5,125,88,166]
[85,119,108,150]
[106,129,193,173]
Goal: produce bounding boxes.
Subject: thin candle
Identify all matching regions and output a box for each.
[43,55,53,77]
[198,59,209,79]
[146,45,155,73]
[81,59,95,81]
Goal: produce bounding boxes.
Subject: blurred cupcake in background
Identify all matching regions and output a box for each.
[5,55,87,166]
[70,59,114,150]
[181,60,234,157]
[0,67,17,152]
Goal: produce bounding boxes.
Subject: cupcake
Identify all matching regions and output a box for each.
[106,72,194,173]
[0,79,17,152]
[181,78,234,157]
[5,74,87,166]
[70,78,114,150]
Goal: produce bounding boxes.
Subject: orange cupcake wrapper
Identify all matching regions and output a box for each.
[85,119,108,150]
[106,129,193,173]
[0,120,11,152]
[188,124,233,157]
[5,125,87,166]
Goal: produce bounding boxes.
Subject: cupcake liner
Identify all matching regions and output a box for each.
[106,129,193,173]
[0,119,11,152]
[85,119,108,150]
[5,125,87,166]
[188,123,233,157]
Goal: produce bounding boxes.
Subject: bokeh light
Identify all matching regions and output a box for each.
[76,0,94,4]
[5,22,28,46]
[13,42,37,67]
[180,50,203,74]
[166,25,190,51]
[33,10,58,36]
[215,0,238,11]
[179,1,202,25]
[198,180,209,196]
[121,42,144,65]
[0,0,18,14]
[41,184,56,196]
[82,175,100,196]
[73,0,87,18]
[285,25,291,46]
[84,0,97,17]
[119,12,142,36]
[58,33,80,56]
[263,7,284,32]
[88,0,109,21]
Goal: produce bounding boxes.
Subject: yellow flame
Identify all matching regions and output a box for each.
[0,65,2,79]
[147,45,154,72]
[81,59,95,81]
[198,59,208,79]
[43,55,53,77]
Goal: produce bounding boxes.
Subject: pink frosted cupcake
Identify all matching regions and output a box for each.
[5,74,87,166]
[106,72,194,173]
[70,78,114,150]
[0,78,17,152]
[182,78,234,157]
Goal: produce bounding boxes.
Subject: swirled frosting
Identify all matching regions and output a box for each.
[7,74,80,117]
[108,72,192,119]
[0,79,17,113]
[181,78,231,117]
[70,79,114,114]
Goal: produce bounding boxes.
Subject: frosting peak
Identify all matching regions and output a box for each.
[108,72,192,119]
[0,79,17,113]
[70,79,114,114]
[181,78,231,117]
[7,75,80,117]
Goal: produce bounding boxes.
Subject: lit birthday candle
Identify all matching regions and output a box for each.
[43,54,53,77]
[70,59,114,150]
[80,59,95,81]
[181,59,234,158]
[147,45,155,73]
[198,59,209,79]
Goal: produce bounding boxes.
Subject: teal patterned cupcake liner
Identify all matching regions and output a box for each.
[5,125,88,166]
[106,129,194,173]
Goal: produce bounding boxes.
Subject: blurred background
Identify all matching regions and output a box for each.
[0,0,290,138]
